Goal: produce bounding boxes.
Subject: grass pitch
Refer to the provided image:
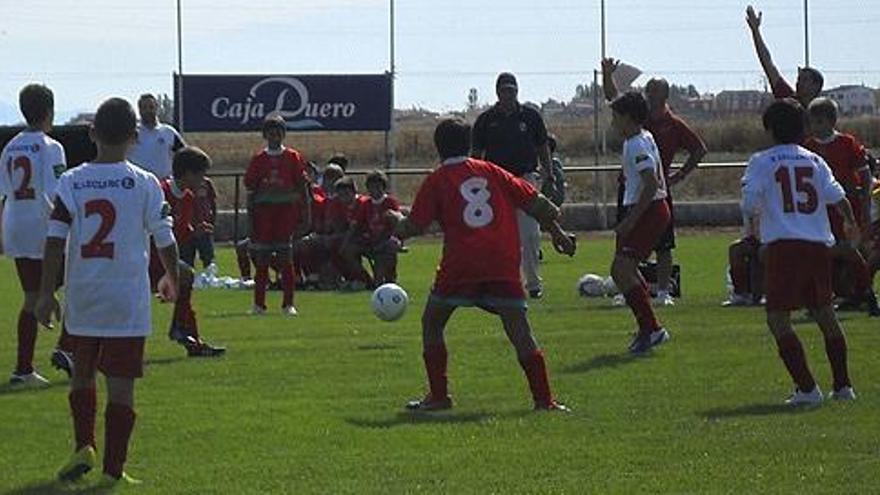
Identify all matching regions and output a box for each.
[0,231,878,494]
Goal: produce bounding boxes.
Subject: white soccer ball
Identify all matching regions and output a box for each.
[371,283,409,322]
[603,276,619,296]
[576,274,606,297]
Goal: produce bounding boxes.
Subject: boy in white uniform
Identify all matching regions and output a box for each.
[741,98,858,405]
[0,84,66,386]
[35,97,180,488]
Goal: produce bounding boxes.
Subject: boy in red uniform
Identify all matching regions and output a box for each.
[326,177,373,290]
[803,97,879,316]
[343,170,401,285]
[181,174,216,269]
[36,97,179,487]
[244,115,311,315]
[391,118,576,411]
[154,147,226,357]
[741,98,858,405]
[293,164,345,289]
[723,214,763,307]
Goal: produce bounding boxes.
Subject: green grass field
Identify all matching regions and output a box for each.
[1,232,878,494]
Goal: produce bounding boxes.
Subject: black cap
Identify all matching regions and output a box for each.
[496,72,518,89]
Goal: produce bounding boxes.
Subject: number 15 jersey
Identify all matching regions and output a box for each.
[408,157,537,288]
[741,144,845,246]
[49,161,174,337]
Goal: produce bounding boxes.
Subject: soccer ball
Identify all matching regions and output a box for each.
[371,283,409,322]
[576,274,606,297]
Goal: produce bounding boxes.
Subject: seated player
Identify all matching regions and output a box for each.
[293,164,345,290]
[390,118,576,412]
[723,214,764,306]
[244,115,311,315]
[741,98,857,405]
[608,92,671,354]
[35,97,180,487]
[151,146,225,357]
[342,170,402,285]
[0,83,69,386]
[325,177,373,290]
[803,97,878,316]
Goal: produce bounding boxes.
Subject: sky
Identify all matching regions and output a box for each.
[1,0,879,124]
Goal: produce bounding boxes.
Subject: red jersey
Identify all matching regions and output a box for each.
[324,194,363,234]
[355,194,401,243]
[244,147,309,205]
[309,184,327,233]
[803,133,866,190]
[193,177,217,225]
[409,157,537,287]
[644,108,705,177]
[160,178,195,245]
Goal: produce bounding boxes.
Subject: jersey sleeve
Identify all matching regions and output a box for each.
[145,176,175,248]
[529,110,549,148]
[816,157,846,205]
[492,164,538,209]
[740,155,764,216]
[47,174,74,239]
[0,148,9,198]
[629,140,659,175]
[42,141,66,206]
[173,189,196,244]
[243,155,262,191]
[408,173,440,230]
[170,127,186,152]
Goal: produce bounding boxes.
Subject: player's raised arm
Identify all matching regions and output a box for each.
[746,5,783,89]
[601,57,620,102]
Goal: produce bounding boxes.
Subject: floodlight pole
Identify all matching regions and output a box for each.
[803,0,810,66]
[386,0,397,172]
[176,0,185,131]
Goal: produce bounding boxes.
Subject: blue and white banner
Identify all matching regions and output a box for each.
[175,74,392,132]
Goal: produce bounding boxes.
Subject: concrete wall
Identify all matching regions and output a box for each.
[211,200,743,242]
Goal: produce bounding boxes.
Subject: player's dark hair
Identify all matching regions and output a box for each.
[645,78,670,99]
[547,134,558,154]
[434,118,471,159]
[610,91,648,125]
[19,84,54,126]
[808,97,838,125]
[762,98,805,144]
[262,114,286,134]
[94,97,137,146]
[365,169,388,189]
[173,146,212,178]
[327,153,349,172]
[138,93,158,103]
[800,67,824,92]
[334,176,356,192]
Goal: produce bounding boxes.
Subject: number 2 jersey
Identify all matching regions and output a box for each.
[408,156,537,289]
[0,130,66,259]
[741,144,845,246]
[48,161,174,337]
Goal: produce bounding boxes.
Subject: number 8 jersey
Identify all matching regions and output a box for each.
[0,130,66,259]
[741,144,845,246]
[408,156,537,288]
[48,161,174,337]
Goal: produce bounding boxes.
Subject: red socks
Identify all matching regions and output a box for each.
[236,245,252,279]
[518,349,554,407]
[16,310,37,375]
[824,334,851,391]
[775,332,816,392]
[623,285,661,337]
[281,264,295,308]
[69,388,97,451]
[103,403,136,478]
[173,280,200,339]
[423,343,448,400]
[254,265,269,309]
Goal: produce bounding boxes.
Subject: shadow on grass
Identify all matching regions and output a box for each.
[356,343,399,351]
[3,480,104,495]
[346,409,532,429]
[700,403,818,419]
[144,356,187,366]
[0,380,68,396]
[562,352,648,374]
[204,311,257,319]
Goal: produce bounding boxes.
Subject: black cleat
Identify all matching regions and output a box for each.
[50,349,74,378]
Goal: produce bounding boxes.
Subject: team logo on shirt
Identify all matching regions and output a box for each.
[122,177,135,189]
[53,164,66,179]
[635,154,650,164]
[160,201,171,218]
[31,144,40,153]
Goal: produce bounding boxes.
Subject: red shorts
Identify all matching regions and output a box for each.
[616,199,672,260]
[15,258,64,292]
[252,204,299,244]
[765,240,833,311]
[430,280,526,309]
[71,335,146,379]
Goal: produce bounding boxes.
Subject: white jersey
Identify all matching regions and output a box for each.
[741,144,845,246]
[0,130,66,259]
[622,130,667,206]
[48,161,174,337]
[127,122,184,179]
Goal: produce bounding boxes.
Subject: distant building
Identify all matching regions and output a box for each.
[822,85,875,116]
[714,90,772,114]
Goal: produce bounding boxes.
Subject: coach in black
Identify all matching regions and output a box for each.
[472,72,553,298]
